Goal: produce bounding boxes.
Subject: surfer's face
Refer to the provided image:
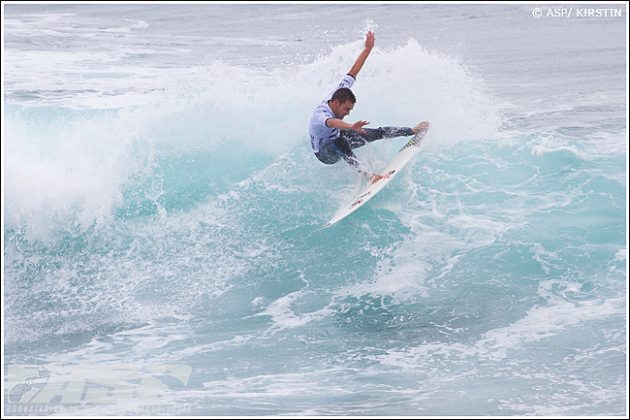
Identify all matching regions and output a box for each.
[331,99,354,119]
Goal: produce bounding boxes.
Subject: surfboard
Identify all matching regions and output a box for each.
[322,126,429,228]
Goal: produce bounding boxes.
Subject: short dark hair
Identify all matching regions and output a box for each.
[330,87,356,104]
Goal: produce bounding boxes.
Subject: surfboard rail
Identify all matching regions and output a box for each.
[322,126,429,228]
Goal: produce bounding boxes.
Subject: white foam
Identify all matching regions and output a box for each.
[614,248,626,261]
[375,294,625,372]
[477,298,624,359]
[5,35,502,240]
[260,288,335,331]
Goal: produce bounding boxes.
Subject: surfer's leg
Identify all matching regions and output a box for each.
[316,140,363,173]
[377,127,415,138]
[330,137,374,176]
[314,142,342,164]
[332,138,360,167]
[341,127,414,150]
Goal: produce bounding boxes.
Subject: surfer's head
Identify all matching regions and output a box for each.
[328,88,356,119]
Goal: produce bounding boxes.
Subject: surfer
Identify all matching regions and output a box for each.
[308,31,429,184]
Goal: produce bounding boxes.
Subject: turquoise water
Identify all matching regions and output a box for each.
[3,4,627,416]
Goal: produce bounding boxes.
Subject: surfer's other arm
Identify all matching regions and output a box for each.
[325,118,369,135]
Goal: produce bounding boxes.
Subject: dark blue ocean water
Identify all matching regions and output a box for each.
[3,4,627,416]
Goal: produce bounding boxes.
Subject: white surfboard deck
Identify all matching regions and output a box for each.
[322,127,430,228]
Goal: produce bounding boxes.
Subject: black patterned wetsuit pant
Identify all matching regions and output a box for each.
[315,127,413,171]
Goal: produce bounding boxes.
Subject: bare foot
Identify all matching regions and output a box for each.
[412,121,430,134]
[369,174,385,184]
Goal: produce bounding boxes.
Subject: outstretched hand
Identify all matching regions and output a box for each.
[351,120,369,134]
[365,31,375,51]
[348,31,375,79]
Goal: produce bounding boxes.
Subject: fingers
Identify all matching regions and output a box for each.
[352,120,369,129]
[352,120,369,134]
[365,31,375,49]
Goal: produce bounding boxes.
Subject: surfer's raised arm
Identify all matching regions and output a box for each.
[347,31,375,79]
